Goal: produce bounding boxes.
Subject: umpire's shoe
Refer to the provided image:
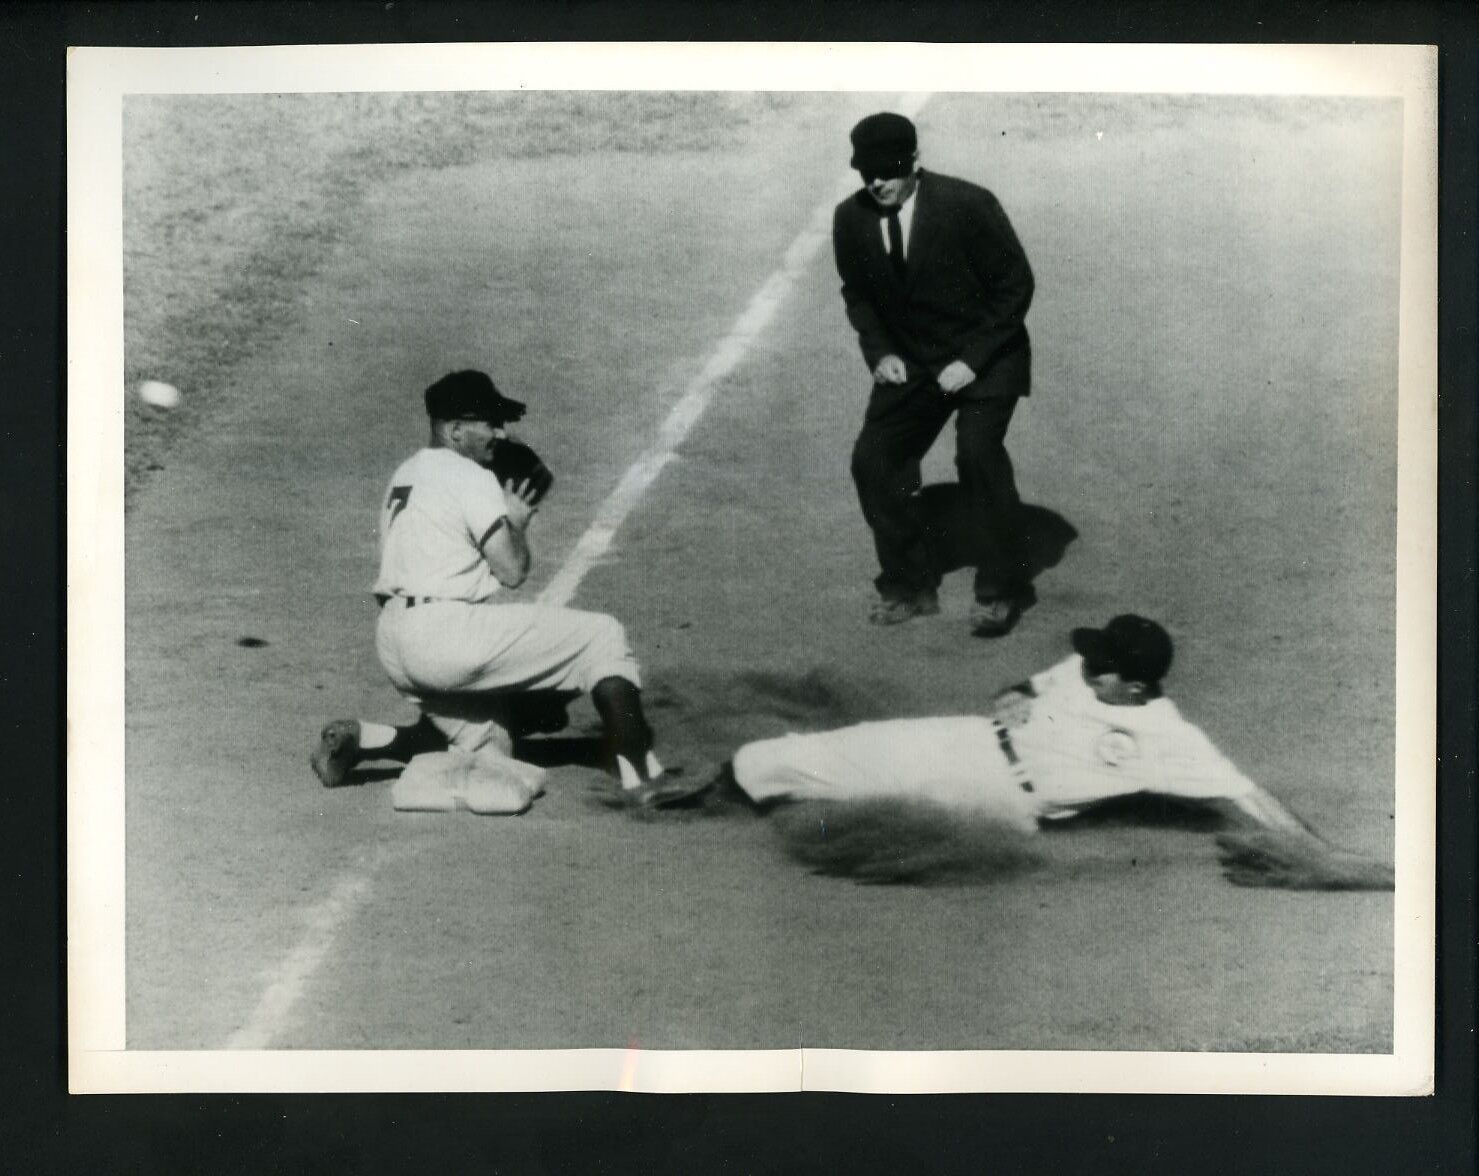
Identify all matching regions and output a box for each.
[969,598,1019,638]
[868,589,940,626]
[970,586,1035,638]
[311,719,361,788]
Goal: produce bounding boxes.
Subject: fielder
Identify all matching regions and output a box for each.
[311,369,702,810]
[702,615,1393,890]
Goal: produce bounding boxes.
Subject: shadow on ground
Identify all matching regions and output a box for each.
[920,489,1078,589]
[1042,792,1228,832]
[514,735,606,770]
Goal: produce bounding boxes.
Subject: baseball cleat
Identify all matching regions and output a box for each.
[682,763,758,815]
[621,773,718,811]
[310,719,361,788]
[613,752,715,811]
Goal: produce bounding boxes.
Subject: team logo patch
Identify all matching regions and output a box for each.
[1095,728,1140,766]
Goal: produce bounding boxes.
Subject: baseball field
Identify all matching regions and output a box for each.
[121,89,1400,1058]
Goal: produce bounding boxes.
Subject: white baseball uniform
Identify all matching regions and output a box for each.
[733,654,1261,829]
[372,446,641,752]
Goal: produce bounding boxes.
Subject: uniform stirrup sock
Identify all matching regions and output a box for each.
[359,722,398,752]
[616,751,666,791]
[383,716,446,761]
[616,755,643,791]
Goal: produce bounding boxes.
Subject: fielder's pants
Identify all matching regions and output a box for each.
[376,599,641,753]
[850,343,1030,602]
[732,717,1040,833]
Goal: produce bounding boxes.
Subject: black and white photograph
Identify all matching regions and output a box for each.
[67,43,1436,1094]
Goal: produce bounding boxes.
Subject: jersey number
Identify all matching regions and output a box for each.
[386,485,412,526]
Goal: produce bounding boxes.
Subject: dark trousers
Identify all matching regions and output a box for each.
[850,346,1030,602]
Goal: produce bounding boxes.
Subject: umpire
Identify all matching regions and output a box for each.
[833,112,1036,637]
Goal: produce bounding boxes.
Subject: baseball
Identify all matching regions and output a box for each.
[137,379,181,409]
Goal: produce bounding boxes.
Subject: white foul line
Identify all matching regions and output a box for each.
[541,88,934,607]
[228,92,934,1049]
[225,863,375,1049]
[540,193,841,606]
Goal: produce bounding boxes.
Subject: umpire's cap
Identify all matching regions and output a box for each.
[849,112,918,174]
[1071,615,1174,684]
[424,370,526,425]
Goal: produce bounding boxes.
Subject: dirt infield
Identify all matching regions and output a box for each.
[124,92,1398,1052]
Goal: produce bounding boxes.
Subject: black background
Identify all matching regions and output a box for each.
[6,2,1474,1172]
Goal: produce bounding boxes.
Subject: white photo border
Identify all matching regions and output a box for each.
[67,41,1437,1095]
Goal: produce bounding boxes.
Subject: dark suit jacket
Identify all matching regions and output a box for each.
[832,170,1034,403]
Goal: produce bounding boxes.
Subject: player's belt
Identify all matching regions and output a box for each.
[375,594,439,609]
[991,719,1034,793]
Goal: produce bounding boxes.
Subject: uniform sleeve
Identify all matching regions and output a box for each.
[833,202,902,370]
[1148,720,1260,801]
[953,189,1035,374]
[455,458,510,551]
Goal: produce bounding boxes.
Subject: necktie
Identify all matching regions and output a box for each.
[885,210,906,280]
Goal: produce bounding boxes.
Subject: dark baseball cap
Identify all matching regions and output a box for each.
[423,369,526,425]
[1071,615,1174,684]
[849,111,918,175]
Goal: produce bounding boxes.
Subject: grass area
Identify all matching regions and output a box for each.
[122,90,794,500]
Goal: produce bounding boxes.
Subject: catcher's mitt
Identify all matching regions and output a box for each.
[488,438,554,505]
[1215,830,1394,891]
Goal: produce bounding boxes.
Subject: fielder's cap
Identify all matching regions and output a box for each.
[1071,614,1174,684]
[423,369,526,425]
[849,112,918,175]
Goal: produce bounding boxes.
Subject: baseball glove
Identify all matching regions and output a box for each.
[1215,830,1395,891]
[488,438,554,505]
